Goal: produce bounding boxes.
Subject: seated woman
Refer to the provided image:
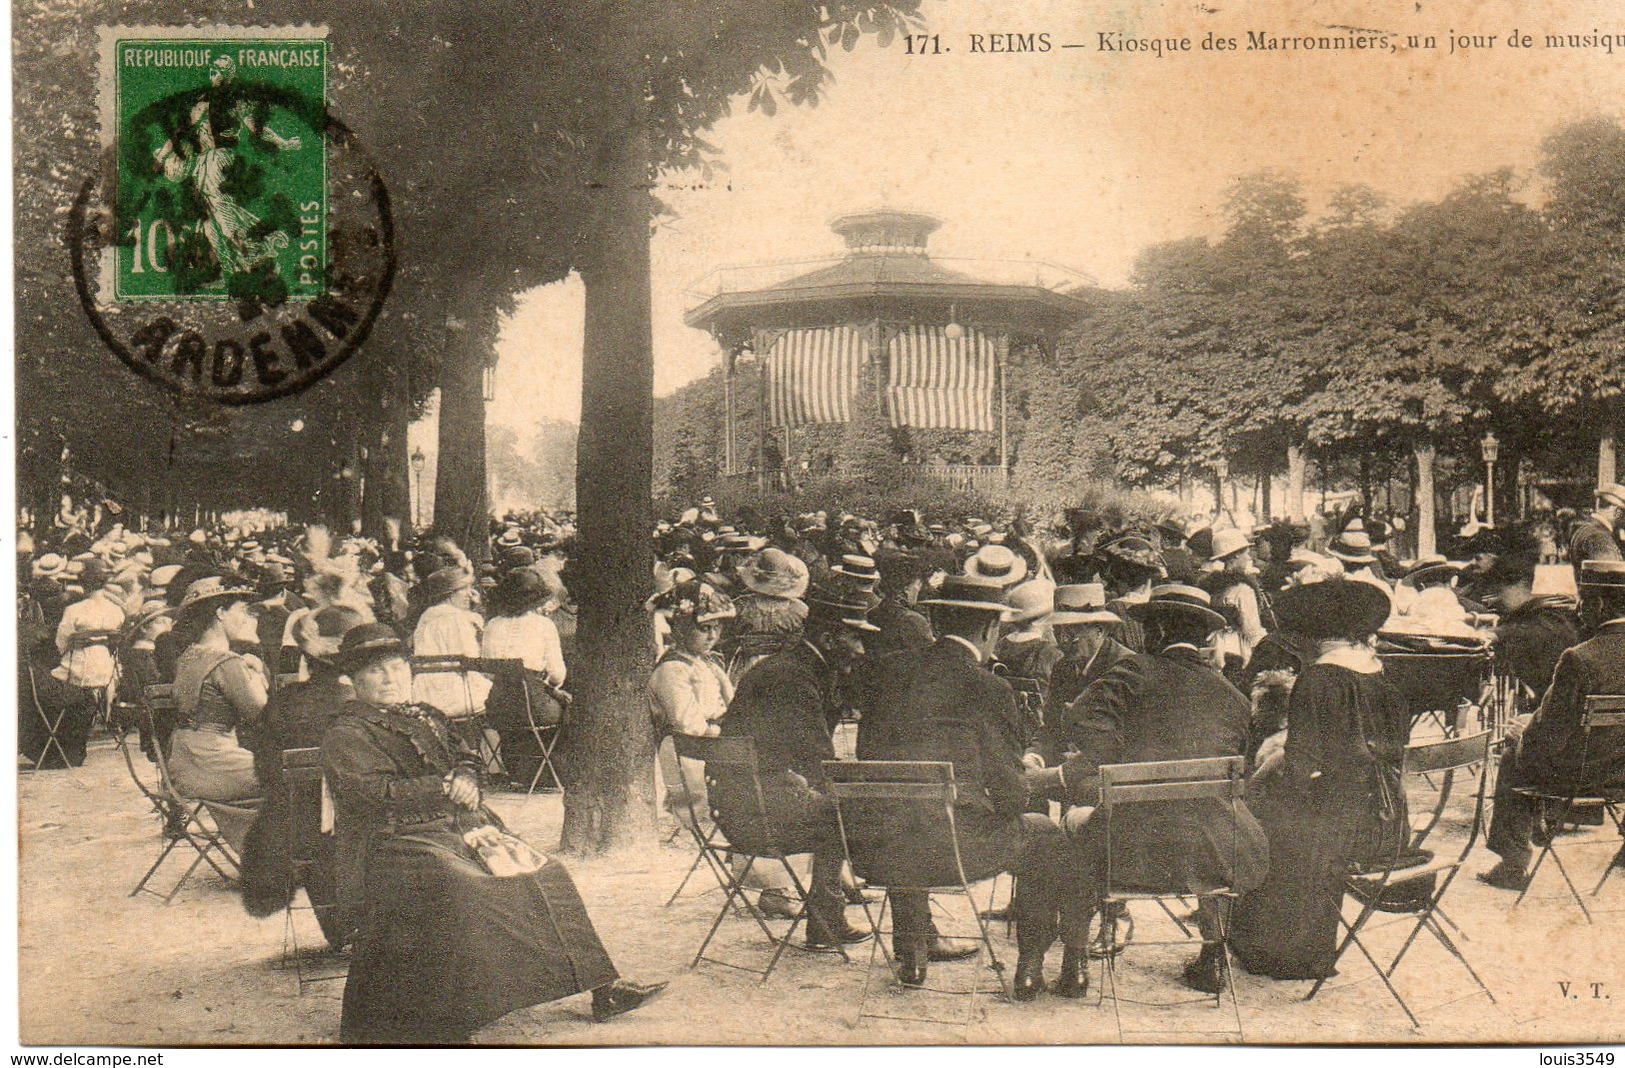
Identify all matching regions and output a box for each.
[167,576,270,853]
[239,604,368,947]
[1230,576,1414,981]
[322,624,664,1045]
[480,567,569,787]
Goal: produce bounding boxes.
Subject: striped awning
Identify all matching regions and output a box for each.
[764,326,871,427]
[884,325,996,432]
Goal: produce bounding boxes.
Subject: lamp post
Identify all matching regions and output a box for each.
[1480,431,1500,528]
[410,447,426,530]
[1213,457,1230,521]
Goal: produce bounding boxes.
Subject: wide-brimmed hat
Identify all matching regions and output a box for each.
[1153,518,1187,544]
[649,578,736,624]
[493,567,566,616]
[1124,583,1226,630]
[334,622,408,673]
[918,573,1017,617]
[1209,528,1253,562]
[175,575,258,619]
[1274,576,1393,640]
[804,582,881,633]
[420,566,474,605]
[1596,483,1625,510]
[963,544,1028,588]
[1402,555,1464,589]
[1328,529,1377,566]
[1050,583,1122,626]
[128,598,173,634]
[830,554,881,589]
[31,553,68,580]
[1102,535,1165,576]
[1004,578,1057,626]
[738,547,809,599]
[1580,559,1625,589]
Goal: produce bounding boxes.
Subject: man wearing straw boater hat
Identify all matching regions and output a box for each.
[1035,584,1131,762]
[1569,482,1625,593]
[1479,559,1625,891]
[1024,582,1268,997]
[853,571,1075,996]
[712,582,880,949]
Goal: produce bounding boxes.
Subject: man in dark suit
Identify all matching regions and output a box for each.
[1026,584,1268,995]
[1568,484,1625,595]
[855,574,1076,998]
[713,584,877,948]
[1034,583,1133,765]
[1481,559,1625,890]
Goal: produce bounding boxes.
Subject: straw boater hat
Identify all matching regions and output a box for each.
[31,553,68,580]
[963,544,1028,588]
[1401,555,1464,589]
[1580,559,1625,589]
[1050,583,1122,626]
[1208,528,1253,563]
[334,623,409,674]
[737,547,809,599]
[174,575,258,622]
[1004,578,1057,626]
[918,573,1017,618]
[1123,583,1227,630]
[804,581,881,633]
[1273,576,1393,641]
[830,554,881,590]
[1102,535,1165,576]
[1596,483,1625,510]
[1327,527,1377,566]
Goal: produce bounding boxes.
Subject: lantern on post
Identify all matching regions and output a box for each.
[1480,431,1500,528]
[410,447,427,529]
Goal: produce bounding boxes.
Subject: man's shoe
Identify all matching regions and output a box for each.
[928,937,980,962]
[896,961,928,988]
[1476,861,1531,892]
[756,890,801,920]
[591,979,668,1022]
[1181,948,1227,995]
[844,884,882,905]
[1013,954,1047,1001]
[1052,946,1090,999]
[1088,904,1134,959]
[978,905,1013,922]
[805,924,873,950]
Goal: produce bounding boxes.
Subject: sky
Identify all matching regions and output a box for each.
[466,0,1625,440]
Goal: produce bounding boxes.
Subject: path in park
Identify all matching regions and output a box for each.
[17,741,1625,1047]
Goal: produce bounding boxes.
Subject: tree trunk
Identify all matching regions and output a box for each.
[1259,465,1272,521]
[363,368,412,541]
[559,120,658,857]
[1601,433,1617,489]
[1415,441,1437,560]
[432,341,490,556]
[1287,444,1306,522]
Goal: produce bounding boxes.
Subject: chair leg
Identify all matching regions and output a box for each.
[852,892,889,1028]
[1546,840,1593,923]
[129,835,185,897]
[1593,805,1625,897]
[1421,915,1496,1005]
[963,884,1012,1004]
[1346,925,1422,1030]
[664,846,710,907]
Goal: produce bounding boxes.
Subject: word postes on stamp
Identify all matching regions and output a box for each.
[76,25,394,404]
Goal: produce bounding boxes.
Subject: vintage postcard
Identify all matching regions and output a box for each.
[11,0,1625,1053]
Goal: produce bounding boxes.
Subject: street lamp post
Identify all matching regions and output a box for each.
[1481,431,1500,528]
[410,447,426,530]
[1213,457,1230,521]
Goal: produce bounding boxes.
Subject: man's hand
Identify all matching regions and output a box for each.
[785,769,810,792]
[1504,713,1534,743]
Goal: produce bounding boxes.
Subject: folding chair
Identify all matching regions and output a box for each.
[20,662,75,772]
[661,733,732,904]
[824,759,1014,1030]
[677,734,841,982]
[1381,649,1492,739]
[474,657,567,797]
[128,684,242,904]
[111,696,172,824]
[411,654,504,777]
[1513,698,1625,923]
[1097,756,1248,1042]
[280,747,348,992]
[1307,730,1497,1029]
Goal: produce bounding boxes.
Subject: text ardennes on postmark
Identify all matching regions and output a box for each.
[79,25,395,404]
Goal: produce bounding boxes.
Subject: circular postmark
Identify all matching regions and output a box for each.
[70,75,395,404]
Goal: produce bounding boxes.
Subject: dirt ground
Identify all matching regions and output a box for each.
[17,738,1625,1048]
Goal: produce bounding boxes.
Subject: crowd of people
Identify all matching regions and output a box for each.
[15,480,1625,1040]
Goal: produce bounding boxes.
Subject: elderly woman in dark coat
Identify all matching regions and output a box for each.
[321,624,664,1045]
[238,604,367,947]
[1230,576,1412,981]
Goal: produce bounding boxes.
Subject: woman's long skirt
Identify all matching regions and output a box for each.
[340,829,618,1044]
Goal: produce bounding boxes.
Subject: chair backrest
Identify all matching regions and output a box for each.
[671,734,782,856]
[1583,695,1625,731]
[1402,729,1491,777]
[822,759,957,806]
[1097,756,1246,809]
[281,747,326,863]
[410,654,477,675]
[139,684,187,801]
[822,760,971,889]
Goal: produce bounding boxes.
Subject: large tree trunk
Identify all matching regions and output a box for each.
[432,340,490,556]
[559,121,658,857]
[1601,432,1617,489]
[1415,441,1437,559]
[363,367,412,541]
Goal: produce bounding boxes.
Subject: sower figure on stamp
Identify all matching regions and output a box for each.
[856,573,1080,996]
[711,583,878,948]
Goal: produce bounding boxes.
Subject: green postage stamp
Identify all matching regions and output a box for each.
[98,26,328,303]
